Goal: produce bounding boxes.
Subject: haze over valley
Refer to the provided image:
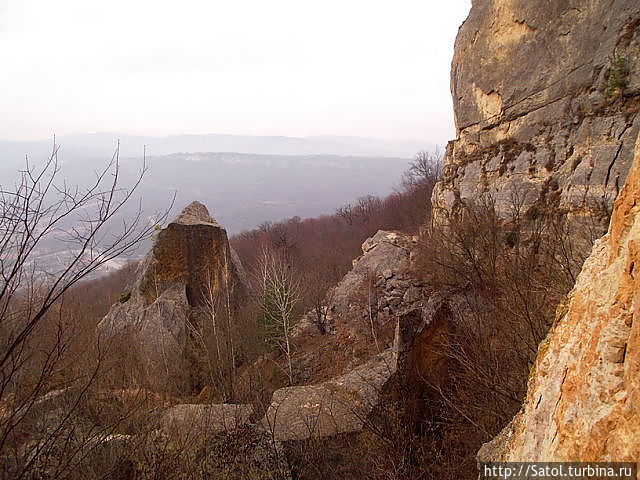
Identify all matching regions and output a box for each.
[3,1,637,479]
[1,132,431,272]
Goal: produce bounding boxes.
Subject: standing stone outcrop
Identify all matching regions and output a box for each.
[479,133,640,462]
[289,230,428,384]
[99,201,248,394]
[434,0,640,221]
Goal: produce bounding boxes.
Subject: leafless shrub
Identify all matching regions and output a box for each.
[409,191,601,479]
[254,248,303,385]
[0,141,170,479]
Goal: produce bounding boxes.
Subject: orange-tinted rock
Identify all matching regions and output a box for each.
[138,201,246,307]
[479,133,640,462]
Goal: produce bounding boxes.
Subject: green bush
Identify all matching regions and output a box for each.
[603,55,629,98]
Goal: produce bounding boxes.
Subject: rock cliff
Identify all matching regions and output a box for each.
[479,132,640,462]
[99,202,248,394]
[434,0,640,222]
[433,0,640,468]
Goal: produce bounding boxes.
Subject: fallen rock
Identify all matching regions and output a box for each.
[263,348,397,441]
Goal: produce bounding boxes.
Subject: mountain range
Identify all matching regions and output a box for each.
[1,133,431,272]
[0,132,434,164]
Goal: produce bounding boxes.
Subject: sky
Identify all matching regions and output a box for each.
[0,1,471,144]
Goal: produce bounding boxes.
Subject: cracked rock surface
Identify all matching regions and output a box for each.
[479,132,640,462]
[434,0,640,221]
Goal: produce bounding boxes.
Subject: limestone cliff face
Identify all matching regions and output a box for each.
[479,133,640,462]
[434,0,640,220]
[99,202,247,394]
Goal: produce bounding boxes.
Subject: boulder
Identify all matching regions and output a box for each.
[262,348,397,442]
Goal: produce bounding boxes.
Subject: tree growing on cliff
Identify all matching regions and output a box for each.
[402,149,443,191]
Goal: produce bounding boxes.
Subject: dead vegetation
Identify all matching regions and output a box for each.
[0,144,606,479]
[404,194,603,479]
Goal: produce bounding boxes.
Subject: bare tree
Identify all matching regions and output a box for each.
[336,204,355,226]
[194,252,240,401]
[0,139,168,478]
[403,148,443,189]
[256,248,301,385]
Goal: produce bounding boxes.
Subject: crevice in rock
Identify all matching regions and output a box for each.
[603,121,633,192]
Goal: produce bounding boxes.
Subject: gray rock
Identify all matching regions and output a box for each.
[434,0,640,223]
[263,349,397,441]
[99,201,248,394]
[173,200,220,226]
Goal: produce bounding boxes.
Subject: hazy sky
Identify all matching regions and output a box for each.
[0,1,471,144]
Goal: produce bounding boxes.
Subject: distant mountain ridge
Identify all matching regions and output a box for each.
[0,132,435,162]
[0,132,427,274]
[3,149,413,276]
[110,151,413,234]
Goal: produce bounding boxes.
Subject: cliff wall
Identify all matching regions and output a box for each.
[436,0,640,465]
[434,0,640,221]
[479,132,640,462]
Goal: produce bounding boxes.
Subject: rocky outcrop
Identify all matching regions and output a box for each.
[264,235,461,444]
[290,230,429,384]
[479,133,640,462]
[434,0,640,221]
[99,202,247,394]
[135,201,247,307]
